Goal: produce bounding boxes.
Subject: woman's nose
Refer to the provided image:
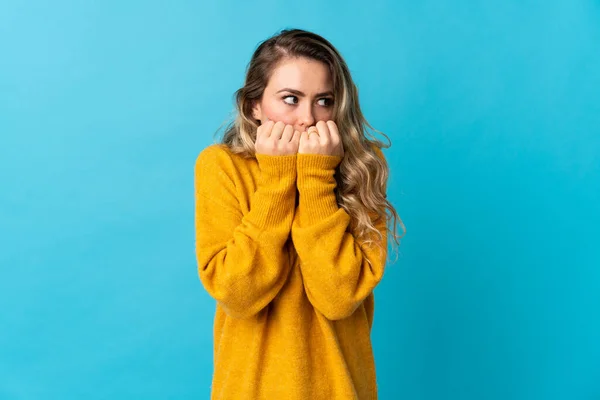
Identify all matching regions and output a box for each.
[296,104,315,130]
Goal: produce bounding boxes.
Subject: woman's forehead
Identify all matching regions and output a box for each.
[267,57,333,94]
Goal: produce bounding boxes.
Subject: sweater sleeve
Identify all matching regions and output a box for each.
[194,145,297,319]
[291,149,388,321]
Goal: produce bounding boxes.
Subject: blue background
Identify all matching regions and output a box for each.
[1,1,599,399]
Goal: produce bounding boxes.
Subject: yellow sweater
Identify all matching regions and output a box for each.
[194,143,388,400]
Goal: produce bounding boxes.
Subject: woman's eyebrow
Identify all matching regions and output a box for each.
[276,88,334,97]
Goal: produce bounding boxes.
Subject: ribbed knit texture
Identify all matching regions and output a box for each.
[194,143,388,400]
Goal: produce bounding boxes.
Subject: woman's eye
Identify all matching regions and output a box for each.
[283,95,298,105]
[318,98,333,107]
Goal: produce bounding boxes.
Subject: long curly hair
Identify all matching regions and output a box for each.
[216,28,405,261]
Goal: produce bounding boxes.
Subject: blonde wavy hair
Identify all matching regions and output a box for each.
[216,28,405,262]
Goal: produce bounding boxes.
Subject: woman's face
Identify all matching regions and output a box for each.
[252,57,335,133]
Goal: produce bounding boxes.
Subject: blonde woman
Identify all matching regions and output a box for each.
[194,28,405,399]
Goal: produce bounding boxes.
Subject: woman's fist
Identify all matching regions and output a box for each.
[255,121,301,156]
[298,120,344,157]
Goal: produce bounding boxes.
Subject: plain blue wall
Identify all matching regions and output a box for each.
[1,1,599,399]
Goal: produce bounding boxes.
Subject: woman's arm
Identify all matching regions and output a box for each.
[194,145,297,319]
[291,149,388,321]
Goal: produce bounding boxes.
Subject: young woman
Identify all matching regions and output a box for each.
[194,28,405,400]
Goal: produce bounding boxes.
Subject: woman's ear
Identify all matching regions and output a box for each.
[251,101,262,121]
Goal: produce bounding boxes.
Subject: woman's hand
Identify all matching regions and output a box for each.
[255,121,301,156]
[298,120,344,157]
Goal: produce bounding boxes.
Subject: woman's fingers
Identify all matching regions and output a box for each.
[327,120,344,156]
[326,120,340,143]
[315,121,330,142]
[257,120,274,139]
[269,121,286,139]
[281,124,294,142]
[298,120,343,156]
[257,120,341,156]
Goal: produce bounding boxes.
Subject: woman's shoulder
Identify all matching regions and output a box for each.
[195,143,244,166]
[196,143,232,160]
[195,144,225,172]
[194,143,255,177]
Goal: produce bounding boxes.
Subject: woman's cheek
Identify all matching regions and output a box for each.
[316,109,334,122]
[263,105,295,125]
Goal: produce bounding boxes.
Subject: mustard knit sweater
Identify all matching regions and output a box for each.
[194,143,388,400]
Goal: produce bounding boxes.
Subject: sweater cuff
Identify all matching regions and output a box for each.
[296,154,343,224]
[255,153,297,183]
[251,153,297,230]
